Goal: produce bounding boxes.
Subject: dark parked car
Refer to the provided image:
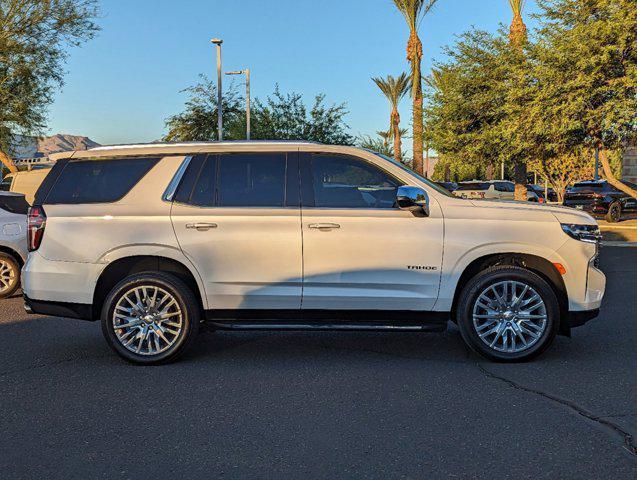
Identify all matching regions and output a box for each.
[528,184,558,203]
[436,181,458,192]
[563,180,637,222]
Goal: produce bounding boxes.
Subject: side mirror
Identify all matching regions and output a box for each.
[397,186,430,217]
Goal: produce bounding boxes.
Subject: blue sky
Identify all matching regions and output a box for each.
[48,0,541,145]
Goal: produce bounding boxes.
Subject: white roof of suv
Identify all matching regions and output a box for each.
[49,141,325,161]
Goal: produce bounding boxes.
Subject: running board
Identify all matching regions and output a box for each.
[208,321,447,333]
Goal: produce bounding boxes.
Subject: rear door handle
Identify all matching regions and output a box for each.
[186,222,218,231]
[308,223,341,230]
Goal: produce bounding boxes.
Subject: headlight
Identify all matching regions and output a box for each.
[561,223,601,244]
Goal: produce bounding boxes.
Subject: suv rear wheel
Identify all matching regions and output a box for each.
[0,252,20,299]
[101,272,200,364]
[456,266,559,362]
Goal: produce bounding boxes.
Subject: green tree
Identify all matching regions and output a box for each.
[507,0,530,200]
[250,87,354,145]
[165,81,354,145]
[371,73,410,162]
[164,76,245,142]
[359,133,393,157]
[392,0,438,175]
[525,0,637,198]
[424,30,517,181]
[0,0,100,171]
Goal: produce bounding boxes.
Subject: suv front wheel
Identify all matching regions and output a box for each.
[101,272,200,364]
[456,266,559,362]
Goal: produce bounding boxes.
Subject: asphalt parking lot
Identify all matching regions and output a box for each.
[0,247,635,479]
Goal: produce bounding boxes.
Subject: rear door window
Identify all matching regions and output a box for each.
[45,157,159,204]
[216,153,287,207]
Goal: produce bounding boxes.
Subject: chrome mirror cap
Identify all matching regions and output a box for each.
[397,186,430,217]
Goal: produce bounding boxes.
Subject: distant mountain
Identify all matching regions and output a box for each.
[11,134,100,158]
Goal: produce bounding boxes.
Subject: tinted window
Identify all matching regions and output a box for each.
[457,182,490,191]
[190,156,216,207]
[310,154,401,208]
[45,158,158,204]
[0,193,29,214]
[571,182,605,191]
[217,153,286,207]
[0,176,12,191]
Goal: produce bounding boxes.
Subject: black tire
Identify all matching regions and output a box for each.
[0,252,21,300]
[101,272,200,365]
[605,202,621,223]
[456,266,560,362]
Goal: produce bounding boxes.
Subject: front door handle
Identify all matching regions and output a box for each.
[186,222,218,231]
[308,223,341,230]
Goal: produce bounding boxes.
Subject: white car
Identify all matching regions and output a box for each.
[0,192,28,298]
[454,180,539,202]
[22,142,605,364]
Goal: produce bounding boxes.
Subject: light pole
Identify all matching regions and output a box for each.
[211,38,223,141]
[226,69,251,140]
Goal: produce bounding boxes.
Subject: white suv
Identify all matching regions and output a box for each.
[0,192,29,298]
[22,142,605,364]
[454,180,539,201]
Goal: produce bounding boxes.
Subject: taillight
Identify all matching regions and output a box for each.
[27,206,46,252]
[538,197,545,204]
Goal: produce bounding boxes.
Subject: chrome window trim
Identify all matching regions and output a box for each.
[162,156,193,202]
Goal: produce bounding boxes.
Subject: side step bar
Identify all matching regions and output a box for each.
[209,321,447,333]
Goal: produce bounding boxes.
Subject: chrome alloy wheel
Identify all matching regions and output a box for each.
[0,258,17,294]
[472,280,547,354]
[112,286,183,356]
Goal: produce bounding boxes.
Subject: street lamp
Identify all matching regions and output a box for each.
[211,38,223,141]
[226,69,251,140]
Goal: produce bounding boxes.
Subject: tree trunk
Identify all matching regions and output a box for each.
[599,146,637,199]
[486,164,494,181]
[412,86,424,174]
[392,109,402,163]
[408,31,424,175]
[0,150,18,174]
[424,147,430,178]
[513,160,527,201]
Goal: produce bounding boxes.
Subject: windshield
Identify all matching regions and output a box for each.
[369,152,454,197]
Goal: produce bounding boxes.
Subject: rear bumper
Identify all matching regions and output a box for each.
[24,294,94,321]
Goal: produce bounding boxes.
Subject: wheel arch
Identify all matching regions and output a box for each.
[92,255,205,320]
[450,252,570,335]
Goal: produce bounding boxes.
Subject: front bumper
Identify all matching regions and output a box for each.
[567,308,600,328]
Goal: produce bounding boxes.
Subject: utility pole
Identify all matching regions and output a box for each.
[594,146,600,181]
[211,38,223,141]
[225,68,251,140]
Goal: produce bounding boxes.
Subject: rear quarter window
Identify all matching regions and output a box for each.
[45,157,159,204]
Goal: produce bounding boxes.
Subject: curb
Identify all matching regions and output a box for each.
[602,241,637,247]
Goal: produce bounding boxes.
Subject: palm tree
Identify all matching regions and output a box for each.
[508,0,527,47]
[508,0,528,201]
[392,0,438,174]
[372,73,411,163]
